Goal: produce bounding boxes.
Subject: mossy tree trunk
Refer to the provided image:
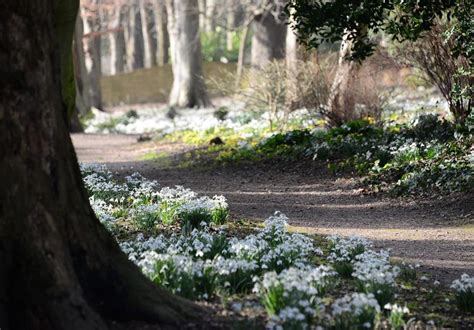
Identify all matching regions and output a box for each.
[0,0,205,328]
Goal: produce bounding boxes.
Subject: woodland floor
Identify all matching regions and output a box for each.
[72,133,474,285]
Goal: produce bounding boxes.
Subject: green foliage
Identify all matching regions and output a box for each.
[150,256,216,300]
[398,265,418,284]
[180,208,213,233]
[132,205,160,232]
[211,114,473,196]
[201,29,248,63]
[287,0,466,61]
[287,0,472,124]
[53,0,79,118]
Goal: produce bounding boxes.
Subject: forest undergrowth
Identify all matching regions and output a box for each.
[81,163,474,328]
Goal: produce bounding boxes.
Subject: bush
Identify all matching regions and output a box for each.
[397,23,472,125]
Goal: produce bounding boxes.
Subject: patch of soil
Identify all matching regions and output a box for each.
[72,133,474,284]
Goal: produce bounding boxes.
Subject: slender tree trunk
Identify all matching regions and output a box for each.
[327,31,362,126]
[81,6,103,109]
[154,0,169,66]
[140,1,154,68]
[203,0,216,32]
[166,0,210,108]
[250,13,287,69]
[109,7,125,75]
[285,18,298,72]
[198,0,206,30]
[235,24,250,88]
[0,1,205,328]
[285,16,300,111]
[125,2,144,71]
[73,15,92,115]
[225,0,237,51]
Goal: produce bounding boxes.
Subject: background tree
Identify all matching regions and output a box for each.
[124,0,145,71]
[139,0,155,68]
[153,0,170,66]
[250,0,288,68]
[166,0,210,108]
[80,1,103,109]
[108,2,126,75]
[0,0,206,328]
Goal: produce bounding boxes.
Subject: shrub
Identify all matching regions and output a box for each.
[398,23,472,125]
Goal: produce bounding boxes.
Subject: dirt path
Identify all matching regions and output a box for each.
[72,133,474,284]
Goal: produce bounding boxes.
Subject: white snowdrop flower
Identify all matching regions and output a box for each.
[420,276,429,281]
[450,273,474,292]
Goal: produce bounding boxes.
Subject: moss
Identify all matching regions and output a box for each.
[53,0,79,119]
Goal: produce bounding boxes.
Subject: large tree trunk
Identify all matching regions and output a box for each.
[250,13,287,69]
[139,1,155,68]
[327,31,362,126]
[81,5,103,109]
[153,0,169,66]
[109,6,125,75]
[0,1,205,328]
[124,2,144,71]
[166,0,210,108]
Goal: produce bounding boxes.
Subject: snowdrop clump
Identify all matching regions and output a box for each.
[352,250,400,305]
[332,293,380,329]
[229,212,321,272]
[327,235,372,277]
[80,163,229,230]
[451,273,474,312]
[119,213,328,302]
[384,303,410,329]
[255,266,335,328]
[84,104,314,136]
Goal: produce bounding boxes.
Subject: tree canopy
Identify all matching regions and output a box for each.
[287,0,473,62]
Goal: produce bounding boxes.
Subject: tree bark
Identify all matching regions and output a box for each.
[73,14,92,115]
[81,5,103,109]
[109,6,125,75]
[250,13,287,69]
[124,2,144,71]
[166,0,210,108]
[0,1,205,328]
[203,0,216,33]
[153,0,170,66]
[225,0,237,51]
[327,31,362,126]
[139,1,155,68]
